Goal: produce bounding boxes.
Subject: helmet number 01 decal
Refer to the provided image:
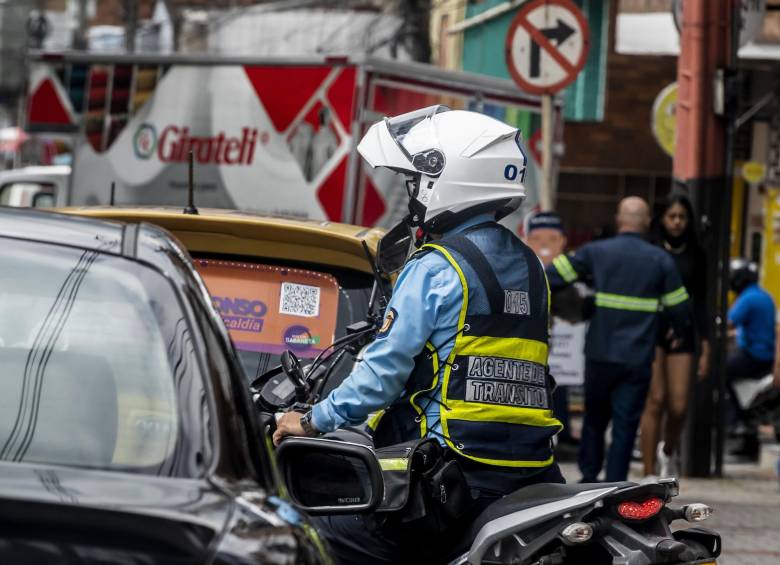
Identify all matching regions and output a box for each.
[504,164,520,181]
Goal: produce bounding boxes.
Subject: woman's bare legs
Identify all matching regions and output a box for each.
[641,347,667,476]
[662,352,694,454]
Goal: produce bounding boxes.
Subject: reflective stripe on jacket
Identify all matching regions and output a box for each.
[372,223,562,468]
[546,232,691,366]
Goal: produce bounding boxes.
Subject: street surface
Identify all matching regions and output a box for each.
[558,458,780,565]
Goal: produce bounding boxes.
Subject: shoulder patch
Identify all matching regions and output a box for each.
[377,307,398,338]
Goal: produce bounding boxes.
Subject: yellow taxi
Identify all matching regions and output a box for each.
[60,206,386,393]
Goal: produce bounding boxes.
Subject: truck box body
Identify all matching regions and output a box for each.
[26,53,561,231]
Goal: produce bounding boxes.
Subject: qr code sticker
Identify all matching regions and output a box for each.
[280,282,321,317]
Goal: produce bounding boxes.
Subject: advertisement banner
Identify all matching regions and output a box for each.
[195,259,339,357]
[67,63,356,221]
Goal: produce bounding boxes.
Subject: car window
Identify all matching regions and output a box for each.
[0,238,208,477]
[32,192,55,208]
[195,258,372,389]
[0,182,55,207]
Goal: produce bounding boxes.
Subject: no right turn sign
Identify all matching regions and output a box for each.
[505,0,590,95]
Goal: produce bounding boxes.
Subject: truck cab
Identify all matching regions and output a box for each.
[0,165,70,208]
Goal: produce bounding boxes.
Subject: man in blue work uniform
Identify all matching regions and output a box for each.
[273,106,563,563]
[726,258,776,459]
[547,197,691,482]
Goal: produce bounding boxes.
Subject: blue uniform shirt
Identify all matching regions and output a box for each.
[728,283,776,362]
[546,232,691,367]
[311,214,497,437]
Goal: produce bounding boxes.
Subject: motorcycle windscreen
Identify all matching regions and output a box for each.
[195,259,338,358]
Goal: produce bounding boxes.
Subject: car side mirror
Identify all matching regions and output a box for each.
[377,220,413,275]
[276,437,383,515]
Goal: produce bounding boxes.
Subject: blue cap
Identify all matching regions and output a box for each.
[526,211,565,234]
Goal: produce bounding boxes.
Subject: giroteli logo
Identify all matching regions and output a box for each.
[133,125,260,166]
[133,124,259,165]
[134,124,157,159]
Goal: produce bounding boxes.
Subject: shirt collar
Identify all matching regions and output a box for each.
[618,231,644,238]
[443,213,496,238]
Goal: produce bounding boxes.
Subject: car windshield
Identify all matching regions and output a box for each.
[194,258,372,392]
[0,238,208,477]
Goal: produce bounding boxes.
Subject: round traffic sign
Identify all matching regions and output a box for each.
[651,82,677,157]
[742,161,767,184]
[505,0,590,95]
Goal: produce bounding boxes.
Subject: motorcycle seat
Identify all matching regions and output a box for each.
[468,481,635,539]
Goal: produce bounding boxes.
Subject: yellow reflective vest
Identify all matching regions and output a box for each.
[372,223,562,468]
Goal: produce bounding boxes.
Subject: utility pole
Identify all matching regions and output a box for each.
[163,0,182,52]
[398,0,431,62]
[125,0,138,53]
[674,0,737,477]
[73,0,88,50]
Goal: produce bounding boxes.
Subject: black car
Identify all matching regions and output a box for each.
[0,207,382,564]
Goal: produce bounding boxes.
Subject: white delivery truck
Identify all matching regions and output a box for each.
[25,52,562,230]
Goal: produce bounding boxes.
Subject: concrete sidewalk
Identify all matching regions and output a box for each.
[557,461,780,565]
[674,464,780,565]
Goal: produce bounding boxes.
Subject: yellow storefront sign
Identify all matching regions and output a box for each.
[651,82,677,157]
[761,187,780,305]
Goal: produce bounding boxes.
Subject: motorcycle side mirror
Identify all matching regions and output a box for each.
[276,437,384,515]
[377,220,414,275]
[280,350,308,399]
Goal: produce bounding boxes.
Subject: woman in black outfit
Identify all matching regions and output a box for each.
[640,192,710,478]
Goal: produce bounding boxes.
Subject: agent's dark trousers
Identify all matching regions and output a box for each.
[579,359,651,482]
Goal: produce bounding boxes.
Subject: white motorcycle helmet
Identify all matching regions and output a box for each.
[357,105,528,233]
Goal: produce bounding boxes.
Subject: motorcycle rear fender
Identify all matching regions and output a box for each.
[464,486,620,565]
[673,527,722,559]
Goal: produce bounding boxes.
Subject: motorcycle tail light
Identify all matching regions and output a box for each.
[617,497,664,521]
[684,503,713,522]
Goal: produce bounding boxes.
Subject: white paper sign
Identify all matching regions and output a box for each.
[548,317,586,387]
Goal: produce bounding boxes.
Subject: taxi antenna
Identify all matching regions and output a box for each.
[183,150,199,215]
[109,181,115,206]
[361,240,388,313]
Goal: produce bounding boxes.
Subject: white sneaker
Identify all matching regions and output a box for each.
[657,441,678,478]
[640,474,659,485]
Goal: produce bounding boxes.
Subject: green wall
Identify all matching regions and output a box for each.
[462,0,609,122]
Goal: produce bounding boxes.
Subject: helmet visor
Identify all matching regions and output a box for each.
[384,105,450,176]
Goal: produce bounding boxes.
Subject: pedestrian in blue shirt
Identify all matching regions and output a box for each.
[547,197,692,482]
[726,258,776,460]
[273,106,563,563]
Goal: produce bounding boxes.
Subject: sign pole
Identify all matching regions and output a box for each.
[541,93,554,211]
[504,0,590,211]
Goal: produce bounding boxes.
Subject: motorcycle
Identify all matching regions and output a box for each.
[732,373,780,442]
[251,222,722,565]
